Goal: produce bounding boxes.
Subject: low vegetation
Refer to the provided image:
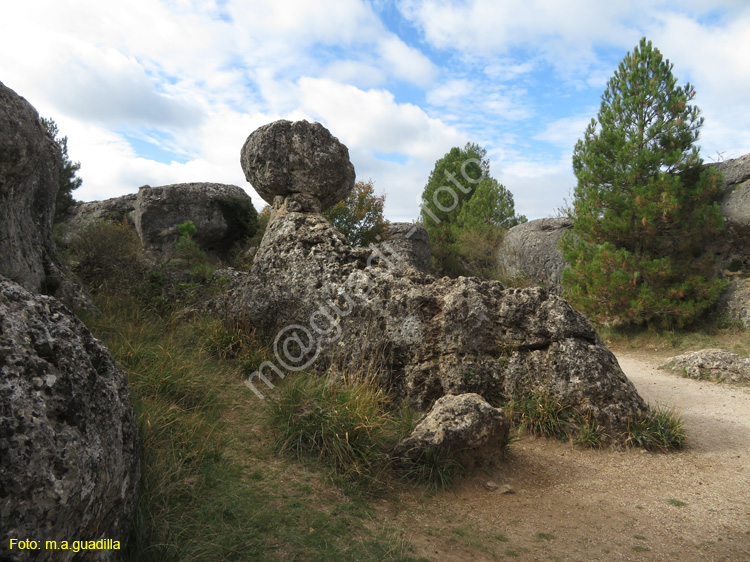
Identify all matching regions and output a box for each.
[505,388,686,451]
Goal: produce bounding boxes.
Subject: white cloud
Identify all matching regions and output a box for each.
[2,0,749,225]
[650,11,750,156]
[376,35,438,86]
[298,77,464,160]
[534,114,595,149]
[426,79,474,107]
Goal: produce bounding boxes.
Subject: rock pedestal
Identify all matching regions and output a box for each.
[221,120,649,440]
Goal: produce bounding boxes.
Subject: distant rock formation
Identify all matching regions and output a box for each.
[495,217,573,293]
[0,275,140,561]
[708,153,750,274]
[221,119,648,439]
[56,193,137,247]
[659,349,750,383]
[59,182,258,263]
[0,81,89,310]
[134,182,257,262]
[376,222,431,273]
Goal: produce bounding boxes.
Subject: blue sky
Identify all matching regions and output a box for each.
[2,0,749,221]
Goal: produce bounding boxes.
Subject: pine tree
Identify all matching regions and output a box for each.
[561,37,725,328]
[419,143,524,276]
[41,117,82,223]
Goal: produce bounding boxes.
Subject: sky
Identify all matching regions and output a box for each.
[2,1,749,222]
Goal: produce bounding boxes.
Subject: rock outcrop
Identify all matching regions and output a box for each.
[134,182,257,262]
[0,275,140,561]
[56,193,137,247]
[659,349,750,383]
[0,81,89,310]
[240,119,355,212]
[223,120,649,439]
[495,217,573,293]
[376,222,431,273]
[58,183,258,263]
[716,277,750,328]
[707,153,750,273]
[392,393,509,469]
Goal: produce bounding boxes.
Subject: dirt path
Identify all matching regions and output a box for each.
[378,353,750,562]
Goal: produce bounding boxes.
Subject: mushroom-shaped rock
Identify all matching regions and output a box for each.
[240,120,355,212]
[392,393,509,470]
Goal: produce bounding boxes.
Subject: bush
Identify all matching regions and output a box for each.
[69,218,146,293]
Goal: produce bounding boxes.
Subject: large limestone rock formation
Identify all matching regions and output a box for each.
[0,81,88,309]
[0,275,140,561]
[223,120,648,438]
[392,393,509,470]
[496,217,573,293]
[134,182,257,262]
[241,119,355,212]
[58,183,257,263]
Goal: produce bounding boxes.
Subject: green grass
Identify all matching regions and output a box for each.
[84,295,426,562]
[625,406,686,451]
[506,389,573,440]
[535,532,555,540]
[505,389,686,452]
[399,446,464,491]
[667,498,688,507]
[266,371,395,481]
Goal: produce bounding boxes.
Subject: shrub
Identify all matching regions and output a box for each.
[398,446,463,492]
[69,218,146,293]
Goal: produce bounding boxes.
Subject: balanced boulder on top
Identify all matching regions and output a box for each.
[240,119,355,212]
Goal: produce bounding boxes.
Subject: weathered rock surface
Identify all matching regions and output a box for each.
[133,182,257,262]
[57,193,137,247]
[707,154,750,273]
[392,393,509,469]
[0,81,90,311]
[717,277,750,327]
[0,80,59,293]
[495,217,573,293]
[659,349,750,383]
[376,222,430,273]
[226,206,647,436]
[0,275,140,561]
[57,183,258,263]
[240,120,355,212]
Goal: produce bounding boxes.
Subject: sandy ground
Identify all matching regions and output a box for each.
[378,353,750,562]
